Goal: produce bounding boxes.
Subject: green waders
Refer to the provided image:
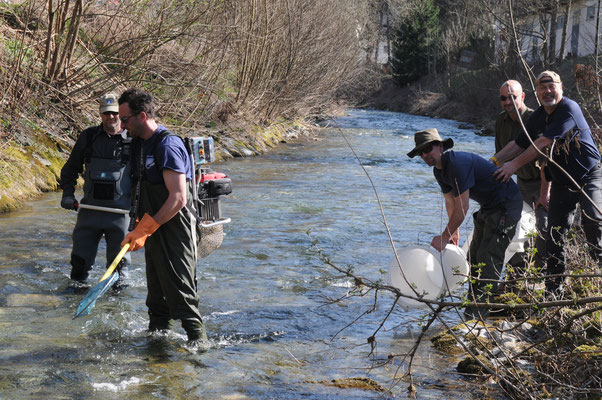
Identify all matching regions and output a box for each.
[466,207,518,319]
[139,180,207,341]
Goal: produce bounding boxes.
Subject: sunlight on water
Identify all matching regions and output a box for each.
[0,109,497,399]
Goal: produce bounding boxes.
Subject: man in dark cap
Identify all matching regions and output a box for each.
[409,128,523,318]
[493,70,602,297]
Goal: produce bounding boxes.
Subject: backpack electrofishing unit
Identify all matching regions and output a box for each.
[184,136,232,228]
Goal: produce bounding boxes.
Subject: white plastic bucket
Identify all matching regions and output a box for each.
[440,244,470,293]
[387,245,444,309]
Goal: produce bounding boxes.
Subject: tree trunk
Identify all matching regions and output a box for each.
[558,0,571,62]
[548,0,558,65]
[539,13,549,67]
[594,0,602,59]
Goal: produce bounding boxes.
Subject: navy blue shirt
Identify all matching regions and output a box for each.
[516,97,600,184]
[434,151,522,220]
[142,126,192,185]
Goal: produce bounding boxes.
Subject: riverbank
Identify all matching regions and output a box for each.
[363,76,497,134]
[0,1,366,215]
[0,113,319,214]
[363,60,599,137]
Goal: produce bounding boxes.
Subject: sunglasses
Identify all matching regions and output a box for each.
[500,94,517,101]
[120,112,140,124]
[102,111,119,116]
[418,142,435,156]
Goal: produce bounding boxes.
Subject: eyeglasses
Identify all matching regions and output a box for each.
[418,142,435,156]
[102,111,118,116]
[500,94,517,101]
[120,112,139,124]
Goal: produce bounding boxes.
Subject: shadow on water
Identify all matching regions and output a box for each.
[0,109,499,399]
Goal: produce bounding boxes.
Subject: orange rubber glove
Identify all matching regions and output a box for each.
[121,213,160,251]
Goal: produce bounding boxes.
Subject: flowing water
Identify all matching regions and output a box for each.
[0,109,499,399]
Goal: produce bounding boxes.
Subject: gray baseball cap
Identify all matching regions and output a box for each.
[99,93,119,113]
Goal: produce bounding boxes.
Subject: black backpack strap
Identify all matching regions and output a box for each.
[120,135,132,166]
[83,125,102,163]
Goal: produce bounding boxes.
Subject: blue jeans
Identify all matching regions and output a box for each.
[546,162,602,290]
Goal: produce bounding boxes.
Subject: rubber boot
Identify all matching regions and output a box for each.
[148,316,173,333]
[181,318,208,343]
[70,254,90,282]
[113,259,129,292]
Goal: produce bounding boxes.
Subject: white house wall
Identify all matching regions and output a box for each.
[504,0,601,65]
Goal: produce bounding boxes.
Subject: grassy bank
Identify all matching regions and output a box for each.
[0,113,316,213]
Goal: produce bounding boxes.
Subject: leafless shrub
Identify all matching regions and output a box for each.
[0,0,373,144]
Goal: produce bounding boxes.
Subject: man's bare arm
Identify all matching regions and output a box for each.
[432,190,470,251]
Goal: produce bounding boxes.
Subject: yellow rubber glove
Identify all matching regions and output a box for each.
[121,213,160,251]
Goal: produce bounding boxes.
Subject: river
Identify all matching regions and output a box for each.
[0,109,500,399]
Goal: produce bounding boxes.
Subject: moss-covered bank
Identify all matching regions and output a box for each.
[0,118,315,214]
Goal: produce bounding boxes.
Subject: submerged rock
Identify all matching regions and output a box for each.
[311,377,386,392]
[431,331,464,355]
[6,293,63,308]
[457,355,493,374]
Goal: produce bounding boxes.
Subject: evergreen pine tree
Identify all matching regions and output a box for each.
[391,0,440,86]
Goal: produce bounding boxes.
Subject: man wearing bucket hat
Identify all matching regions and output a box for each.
[409,128,523,319]
[492,71,602,297]
[60,93,132,285]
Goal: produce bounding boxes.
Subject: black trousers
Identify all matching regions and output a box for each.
[546,163,602,288]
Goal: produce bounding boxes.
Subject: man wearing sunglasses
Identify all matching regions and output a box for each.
[493,71,602,297]
[59,93,132,285]
[408,128,523,319]
[493,80,549,276]
[118,88,207,345]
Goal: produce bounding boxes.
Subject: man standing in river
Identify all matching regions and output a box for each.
[118,88,207,345]
[408,128,522,319]
[492,80,549,273]
[493,71,602,297]
[59,93,132,285]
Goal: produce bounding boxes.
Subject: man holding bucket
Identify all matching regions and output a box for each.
[408,129,523,319]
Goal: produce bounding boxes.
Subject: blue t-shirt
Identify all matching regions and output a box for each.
[516,97,600,184]
[434,151,522,220]
[142,126,192,185]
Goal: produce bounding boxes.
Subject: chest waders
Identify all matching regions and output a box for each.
[135,136,207,341]
[81,136,132,209]
[465,206,518,319]
[70,131,132,281]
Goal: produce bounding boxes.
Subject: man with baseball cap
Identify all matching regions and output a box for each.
[492,71,602,297]
[409,128,523,319]
[60,93,132,286]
